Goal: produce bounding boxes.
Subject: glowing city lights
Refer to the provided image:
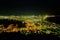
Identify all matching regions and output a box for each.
[0,15,60,36]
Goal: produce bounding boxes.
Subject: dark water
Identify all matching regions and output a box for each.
[46,17,60,24]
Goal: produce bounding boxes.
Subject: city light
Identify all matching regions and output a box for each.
[0,15,60,36]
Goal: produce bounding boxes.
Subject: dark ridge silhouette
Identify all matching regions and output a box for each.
[0,19,25,28]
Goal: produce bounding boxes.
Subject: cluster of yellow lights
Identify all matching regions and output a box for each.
[0,15,55,19]
[0,15,59,35]
[0,21,59,35]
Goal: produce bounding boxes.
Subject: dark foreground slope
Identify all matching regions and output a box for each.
[0,32,60,40]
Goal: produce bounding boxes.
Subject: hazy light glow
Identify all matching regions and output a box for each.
[0,15,60,36]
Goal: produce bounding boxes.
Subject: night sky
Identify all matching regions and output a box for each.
[0,0,60,15]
